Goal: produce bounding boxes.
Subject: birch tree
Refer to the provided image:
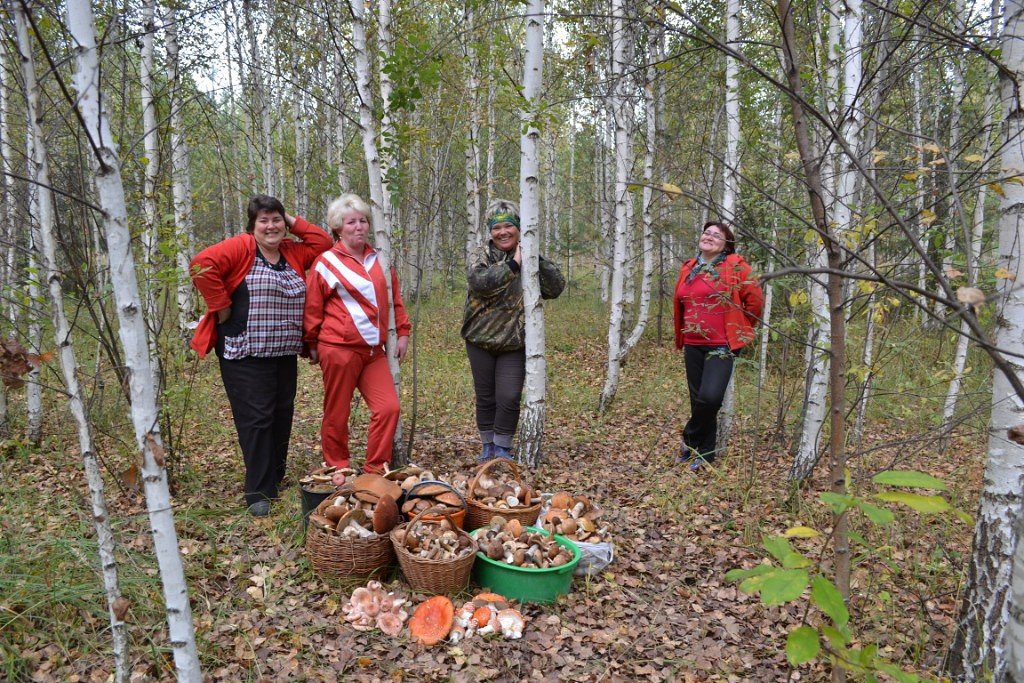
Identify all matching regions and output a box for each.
[947,1,1024,676]
[165,6,195,332]
[14,6,127,677]
[517,0,547,466]
[715,0,742,453]
[65,0,201,677]
[464,5,482,264]
[348,0,405,458]
[597,0,633,413]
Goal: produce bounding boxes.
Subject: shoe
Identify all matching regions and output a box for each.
[248,500,271,517]
[689,456,711,472]
[676,446,694,464]
[493,445,513,461]
[476,442,495,464]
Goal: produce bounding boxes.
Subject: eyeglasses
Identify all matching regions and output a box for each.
[701,230,726,240]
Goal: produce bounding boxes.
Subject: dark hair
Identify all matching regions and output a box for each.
[703,220,736,255]
[246,195,286,233]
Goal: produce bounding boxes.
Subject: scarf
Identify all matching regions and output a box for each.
[685,252,727,284]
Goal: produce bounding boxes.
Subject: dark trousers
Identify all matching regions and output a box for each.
[682,345,735,462]
[466,342,525,448]
[218,354,297,506]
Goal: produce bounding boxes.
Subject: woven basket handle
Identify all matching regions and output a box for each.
[407,480,466,508]
[468,456,524,502]
[407,504,460,537]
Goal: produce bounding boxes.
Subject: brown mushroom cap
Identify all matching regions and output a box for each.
[550,492,574,510]
[323,505,348,523]
[352,473,403,502]
[373,494,400,534]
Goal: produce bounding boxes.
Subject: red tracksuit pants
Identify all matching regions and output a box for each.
[318,343,399,474]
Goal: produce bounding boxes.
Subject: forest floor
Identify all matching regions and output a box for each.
[0,290,983,682]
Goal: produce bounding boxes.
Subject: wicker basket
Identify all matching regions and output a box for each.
[404,480,467,529]
[391,506,477,594]
[305,497,395,580]
[465,458,542,531]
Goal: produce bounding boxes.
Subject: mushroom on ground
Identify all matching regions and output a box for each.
[496,609,526,639]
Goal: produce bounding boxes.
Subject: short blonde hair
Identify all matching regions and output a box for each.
[326,193,373,238]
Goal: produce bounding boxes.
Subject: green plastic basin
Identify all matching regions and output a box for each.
[469,526,581,603]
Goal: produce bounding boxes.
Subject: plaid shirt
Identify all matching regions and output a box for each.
[221,255,305,359]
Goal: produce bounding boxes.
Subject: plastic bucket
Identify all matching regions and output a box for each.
[469,527,581,603]
[300,486,333,529]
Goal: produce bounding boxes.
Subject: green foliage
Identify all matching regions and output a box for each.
[728,470,965,680]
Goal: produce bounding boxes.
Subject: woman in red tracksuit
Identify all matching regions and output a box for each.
[190,195,332,516]
[303,193,411,475]
[674,221,764,471]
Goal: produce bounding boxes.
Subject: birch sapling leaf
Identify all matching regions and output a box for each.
[741,568,808,605]
[786,625,820,665]
[875,491,951,513]
[871,470,947,491]
[995,267,1017,280]
[811,575,849,627]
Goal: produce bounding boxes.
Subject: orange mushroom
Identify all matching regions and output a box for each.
[471,606,491,627]
[408,596,454,646]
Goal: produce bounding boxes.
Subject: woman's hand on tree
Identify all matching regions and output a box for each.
[396,336,409,361]
[216,307,231,324]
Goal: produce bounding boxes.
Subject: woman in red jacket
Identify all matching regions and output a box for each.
[190,195,332,516]
[303,193,411,475]
[673,221,764,471]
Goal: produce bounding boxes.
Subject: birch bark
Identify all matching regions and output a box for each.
[948,2,1024,677]
[165,6,196,332]
[597,0,632,413]
[517,0,547,467]
[464,6,482,264]
[15,7,127,677]
[65,1,201,677]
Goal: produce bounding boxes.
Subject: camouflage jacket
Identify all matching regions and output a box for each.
[461,241,565,352]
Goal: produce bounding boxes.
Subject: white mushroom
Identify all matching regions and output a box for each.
[496,609,525,639]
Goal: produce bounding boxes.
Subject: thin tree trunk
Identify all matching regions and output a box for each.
[598,0,632,413]
[244,0,274,195]
[717,0,742,454]
[517,0,547,467]
[25,131,43,446]
[779,10,850,683]
[141,0,161,386]
[464,5,482,265]
[66,1,201,677]
[16,7,127,676]
[165,6,195,333]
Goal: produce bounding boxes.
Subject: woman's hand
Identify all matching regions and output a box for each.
[396,336,410,361]
[513,244,522,265]
[308,347,319,365]
[284,213,296,229]
[216,307,231,324]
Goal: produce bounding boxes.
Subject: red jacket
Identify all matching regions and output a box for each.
[189,217,332,358]
[674,253,764,352]
[303,242,411,350]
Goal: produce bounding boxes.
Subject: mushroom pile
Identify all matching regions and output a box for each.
[401,481,465,519]
[300,465,357,493]
[475,517,574,569]
[308,474,402,538]
[539,491,608,543]
[391,517,475,561]
[449,592,526,642]
[471,472,535,510]
[383,463,439,493]
[341,580,408,636]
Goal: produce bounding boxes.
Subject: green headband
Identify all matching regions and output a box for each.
[488,212,520,229]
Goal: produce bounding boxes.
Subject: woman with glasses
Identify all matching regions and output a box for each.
[673,221,764,471]
[462,200,565,462]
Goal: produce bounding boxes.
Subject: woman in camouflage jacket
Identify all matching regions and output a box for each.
[461,200,565,462]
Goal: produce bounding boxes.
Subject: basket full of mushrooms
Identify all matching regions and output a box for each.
[465,458,541,530]
[390,505,478,594]
[305,474,402,579]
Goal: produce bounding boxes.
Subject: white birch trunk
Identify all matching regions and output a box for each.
[349,0,404,455]
[294,88,308,215]
[15,8,128,676]
[911,31,929,324]
[25,131,43,446]
[622,21,660,357]
[335,54,350,191]
[464,6,482,265]
[141,0,161,385]
[0,38,16,330]
[716,0,742,453]
[567,122,575,282]
[66,2,201,677]
[222,1,243,237]
[1008,510,1024,681]
[244,0,274,195]
[517,0,547,467]
[165,6,196,332]
[949,2,1024,678]
[597,0,632,413]
[485,64,496,208]
[944,1,1000,426]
